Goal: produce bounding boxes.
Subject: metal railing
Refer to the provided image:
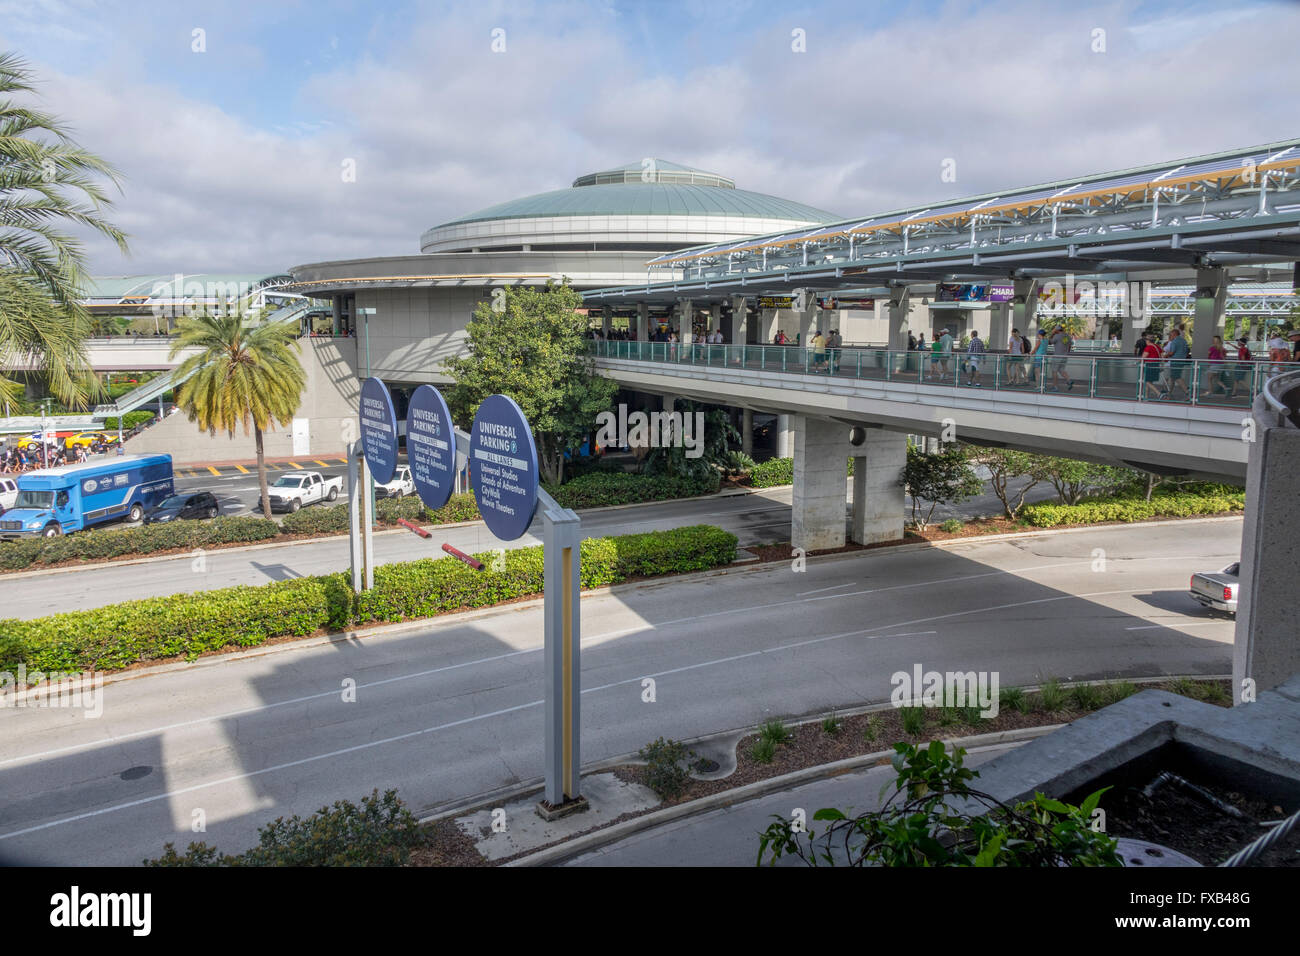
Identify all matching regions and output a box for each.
[588,340,1286,409]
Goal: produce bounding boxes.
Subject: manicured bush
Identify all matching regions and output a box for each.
[1021,488,1245,528]
[0,516,280,571]
[748,457,793,488]
[545,470,719,509]
[0,525,739,673]
[279,504,349,535]
[638,737,696,800]
[101,410,155,430]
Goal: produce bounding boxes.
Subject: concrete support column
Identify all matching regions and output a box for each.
[662,394,678,413]
[1234,384,1300,696]
[1191,267,1228,359]
[850,430,906,545]
[332,295,343,336]
[777,414,793,458]
[742,408,754,457]
[730,296,748,344]
[759,307,779,343]
[988,301,1011,350]
[796,292,817,345]
[709,302,722,334]
[792,416,847,553]
[636,302,648,341]
[1013,278,1040,337]
[1121,308,1143,353]
[601,306,612,337]
[887,286,911,351]
[676,298,693,356]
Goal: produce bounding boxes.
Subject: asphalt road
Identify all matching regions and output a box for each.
[0,520,1239,865]
[1,475,1063,619]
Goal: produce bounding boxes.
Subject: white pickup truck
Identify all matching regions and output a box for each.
[258,471,342,513]
[374,465,414,499]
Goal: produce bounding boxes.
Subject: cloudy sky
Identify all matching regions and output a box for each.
[3,0,1298,276]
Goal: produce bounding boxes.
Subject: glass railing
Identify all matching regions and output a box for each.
[588,340,1287,408]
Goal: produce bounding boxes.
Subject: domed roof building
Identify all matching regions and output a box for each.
[287,160,840,388]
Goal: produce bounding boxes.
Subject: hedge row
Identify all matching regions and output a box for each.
[745,457,855,489]
[544,470,720,509]
[1021,489,1246,528]
[0,516,281,571]
[0,525,738,673]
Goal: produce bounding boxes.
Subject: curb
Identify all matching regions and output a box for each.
[504,727,1060,867]
[416,673,1227,866]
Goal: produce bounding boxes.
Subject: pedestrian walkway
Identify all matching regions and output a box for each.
[173,455,349,479]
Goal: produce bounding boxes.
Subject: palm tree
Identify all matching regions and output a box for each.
[1,51,129,313]
[169,314,306,519]
[0,269,100,410]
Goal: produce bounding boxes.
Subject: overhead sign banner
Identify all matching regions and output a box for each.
[359,377,398,484]
[469,394,539,541]
[758,296,794,309]
[406,384,455,511]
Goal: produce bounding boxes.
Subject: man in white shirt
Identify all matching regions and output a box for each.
[1007,328,1026,384]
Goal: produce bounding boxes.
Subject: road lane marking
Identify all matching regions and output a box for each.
[796,582,855,596]
[288,461,303,469]
[206,466,220,477]
[234,464,248,474]
[0,586,1203,841]
[1126,621,1222,631]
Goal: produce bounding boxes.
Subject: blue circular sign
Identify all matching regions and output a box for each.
[406,384,455,511]
[359,377,398,484]
[469,394,539,541]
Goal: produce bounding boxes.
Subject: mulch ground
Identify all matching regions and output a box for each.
[407,678,1233,866]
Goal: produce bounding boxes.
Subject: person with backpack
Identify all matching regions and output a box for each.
[1048,324,1076,391]
[1006,328,1027,384]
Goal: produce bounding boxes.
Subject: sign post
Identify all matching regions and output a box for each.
[354,377,397,592]
[468,394,584,811]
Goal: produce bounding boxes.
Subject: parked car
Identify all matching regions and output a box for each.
[1190,563,1239,615]
[375,465,414,498]
[64,431,119,450]
[0,476,17,513]
[257,471,342,513]
[144,491,220,524]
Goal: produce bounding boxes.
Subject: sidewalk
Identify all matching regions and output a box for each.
[552,744,1017,867]
[172,454,349,478]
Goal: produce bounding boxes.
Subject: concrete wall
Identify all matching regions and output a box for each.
[124,337,360,464]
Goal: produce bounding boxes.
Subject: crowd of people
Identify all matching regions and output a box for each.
[0,439,102,474]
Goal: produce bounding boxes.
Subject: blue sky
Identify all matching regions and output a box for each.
[2,0,1296,273]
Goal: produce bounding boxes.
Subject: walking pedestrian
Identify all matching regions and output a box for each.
[1159,326,1191,399]
[965,330,985,386]
[1048,324,1075,391]
[1007,328,1026,384]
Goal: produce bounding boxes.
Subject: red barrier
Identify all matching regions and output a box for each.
[441,542,484,570]
[398,518,431,539]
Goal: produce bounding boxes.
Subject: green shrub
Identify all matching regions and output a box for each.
[638,737,696,800]
[1022,487,1245,528]
[545,470,720,509]
[146,789,420,866]
[999,686,1028,714]
[720,450,756,479]
[863,715,883,743]
[101,410,155,430]
[750,737,777,764]
[279,504,350,535]
[1070,683,1104,711]
[899,706,926,735]
[1038,679,1066,712]
[424,492,480,524]
[0,525,738,673]
[0,516,280,570]
[1103,680,1138,704]
[821,712,842,735]
[939,518,964,533]
[748,457,793,488]
[759,718,791,746]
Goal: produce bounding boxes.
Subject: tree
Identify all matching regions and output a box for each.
[444,281,617,485]
[0,52,128,313]
[976,446,1041,519]
[640,399,737,483]
[1032,455,1132,505]
[168,313,306,519]
[0,269,100,410]
[900,442,982,530]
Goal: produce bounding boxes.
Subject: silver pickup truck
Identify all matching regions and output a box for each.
[1190,563,1239,615]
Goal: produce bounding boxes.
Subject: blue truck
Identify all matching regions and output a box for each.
[0,454,174,539]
